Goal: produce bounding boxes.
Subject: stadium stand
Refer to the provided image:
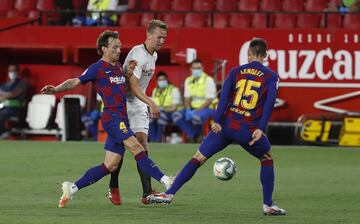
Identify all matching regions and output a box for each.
[0,0,14,17]
[304,0,327,11]
[274,13,297,28]
[322,13,342,28]
[343,13,360,29]
[140,13,155,27]
[161,13,184,28]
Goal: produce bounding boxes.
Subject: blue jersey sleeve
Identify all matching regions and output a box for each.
[214,68,236,123]
[78,63,99,84]
[258,73,278,131]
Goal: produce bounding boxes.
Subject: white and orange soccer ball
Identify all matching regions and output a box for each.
[213,157,237,181]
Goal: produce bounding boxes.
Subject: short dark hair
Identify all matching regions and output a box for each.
[156,71,168,79]
[191,59,202,65]
[8,63,19,72]
[249,38,267,57]
[96,30,119,56]
[147,19,168,33]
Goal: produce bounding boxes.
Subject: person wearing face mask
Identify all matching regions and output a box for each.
[149,71,181,142]
[172,59,217,142]
[0,63,27,138]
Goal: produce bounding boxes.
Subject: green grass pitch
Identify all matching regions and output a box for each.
[0,141,359,224]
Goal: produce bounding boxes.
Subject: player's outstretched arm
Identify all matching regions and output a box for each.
[41,78,81,94]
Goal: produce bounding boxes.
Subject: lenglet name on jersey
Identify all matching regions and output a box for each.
[239,68,264,77]
[230,107,251,117]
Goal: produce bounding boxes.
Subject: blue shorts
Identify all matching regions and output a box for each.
[102,118,134,155]
[199,121,271,159]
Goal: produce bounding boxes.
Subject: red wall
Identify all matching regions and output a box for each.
[1,26,359,122]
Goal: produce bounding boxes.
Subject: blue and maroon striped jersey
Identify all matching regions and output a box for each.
[79,60,127,123]
[214,61,278,131]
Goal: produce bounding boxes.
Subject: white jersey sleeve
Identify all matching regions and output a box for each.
[123,47,148,80]
[205,77,216,99]
[171,87,181,105]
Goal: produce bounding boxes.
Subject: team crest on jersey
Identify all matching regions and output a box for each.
[119,122,128,134]
[110,76,126,84]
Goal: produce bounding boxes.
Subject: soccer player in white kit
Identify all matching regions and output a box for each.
[108,20,168,205]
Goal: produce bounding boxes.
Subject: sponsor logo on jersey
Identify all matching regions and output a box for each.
[110,76,126,84]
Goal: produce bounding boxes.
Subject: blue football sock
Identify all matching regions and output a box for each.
[75,163,110,190]
[166,158,201,195]
[260,160,274,206]
[135,151,164,182]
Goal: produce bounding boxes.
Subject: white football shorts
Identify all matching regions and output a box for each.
[127,103,149,135]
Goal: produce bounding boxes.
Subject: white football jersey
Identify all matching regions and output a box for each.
[123,44,157,106]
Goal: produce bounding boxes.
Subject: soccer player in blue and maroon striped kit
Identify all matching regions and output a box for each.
[41,30,173,208]
[147,38,286,216]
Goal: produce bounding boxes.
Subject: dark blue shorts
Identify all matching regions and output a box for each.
[199,122,271,159]
[102,118,134,155]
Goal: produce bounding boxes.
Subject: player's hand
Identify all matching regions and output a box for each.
[41,85,56,94]
[149,102,160,119]
[211,122,222,134]
[249,129,263,146]
[126,60,138,76]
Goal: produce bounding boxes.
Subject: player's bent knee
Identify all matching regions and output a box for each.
[193,151,207,165]
[259,152,273,162]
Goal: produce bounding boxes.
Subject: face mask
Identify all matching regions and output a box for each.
[8,72,17,81]
[158,80,168,89]
[192,69,202,78]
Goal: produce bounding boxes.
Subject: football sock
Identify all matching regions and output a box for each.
[135,151,163,182]
[166,158,201,195]
[137,151,152,195]
[109,158,123,188]
[75,163,110,190]
[260,159,274,206]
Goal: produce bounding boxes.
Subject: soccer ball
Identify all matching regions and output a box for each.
[213,157,236,181]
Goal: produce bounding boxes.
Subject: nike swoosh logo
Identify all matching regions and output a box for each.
[105,71,111,73]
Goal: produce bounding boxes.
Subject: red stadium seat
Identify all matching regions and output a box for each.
[213,13,229,28]
[215,0,237,11]
[184,13,209,28]
[327,0,340,8]
[260,0,282,12]
[149,0,171,11]
[251,13,273,28]
[274,13,296,28]
[229,13,252,28]
[128,0,149,10]
[0,0,14,11]
[282,0,304,12]
[297,13,321,28]
[118,13,140,27]
[36,0,55,11]
[161,13,184,28]
[343,13,360,29]
[171,0,192,11]
[304,0,327,11]
[321,13,342,28]
[193,0,214,11]
[238,0,259,11]
[72,0,88,11]
[140,13,155,27]
[14,0,36,12]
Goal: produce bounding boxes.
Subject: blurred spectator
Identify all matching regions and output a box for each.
[324,0,360,13]
[172,59,217,142]
[149,71,181,142]
[0,64,27,139]
[73,0,119,26]
[54,0,75,25]
[81,94,102,140]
